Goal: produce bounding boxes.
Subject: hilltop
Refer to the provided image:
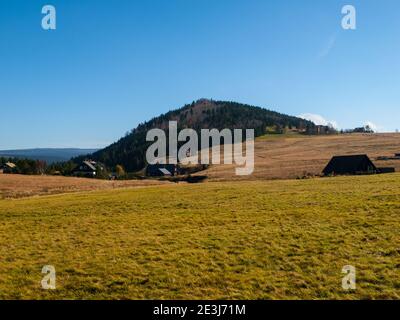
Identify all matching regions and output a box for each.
[77,99,315,172]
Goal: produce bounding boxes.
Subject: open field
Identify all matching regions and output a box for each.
[0,174,171,199]
[1,133,399,200]
[0,173,399,299]
[202,133,400,181]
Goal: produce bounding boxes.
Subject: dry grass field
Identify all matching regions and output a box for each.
[0,133,399,300]
[1,133,398,199]
[0,174,171,199]
[202,133,400,181]
[0,173,399,299]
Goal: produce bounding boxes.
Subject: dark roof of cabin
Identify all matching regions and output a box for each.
[5,162,16,168]
[323,154,377,175]
[146,163,177,176]
[82,161,96,171]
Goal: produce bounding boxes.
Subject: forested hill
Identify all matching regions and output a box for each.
[75,99,315,172]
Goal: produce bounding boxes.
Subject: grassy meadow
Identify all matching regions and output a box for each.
[0,173,399,299]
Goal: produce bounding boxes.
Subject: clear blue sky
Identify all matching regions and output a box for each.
[1,0,399,149]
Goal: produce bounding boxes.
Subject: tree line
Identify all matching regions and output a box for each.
[1,157,131,179]
[0,157,47,175]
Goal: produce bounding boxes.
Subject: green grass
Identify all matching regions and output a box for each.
[0,174,399,299]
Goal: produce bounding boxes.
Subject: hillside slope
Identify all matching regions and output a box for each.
[78,99,315,172]
[200,133,400,181]
[2,133,398,199]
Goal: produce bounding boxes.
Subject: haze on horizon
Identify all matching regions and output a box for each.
[1,0,399,150]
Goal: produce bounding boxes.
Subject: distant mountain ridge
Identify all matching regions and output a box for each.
[0,148,98,163]
[76,99,316,172]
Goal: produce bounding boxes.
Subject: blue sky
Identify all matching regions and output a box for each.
[1,0,399,149]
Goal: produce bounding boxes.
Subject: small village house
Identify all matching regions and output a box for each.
[323,155,378,176]
[0,162,17,174]
[73,160,97,177]
[307,125,336,135]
